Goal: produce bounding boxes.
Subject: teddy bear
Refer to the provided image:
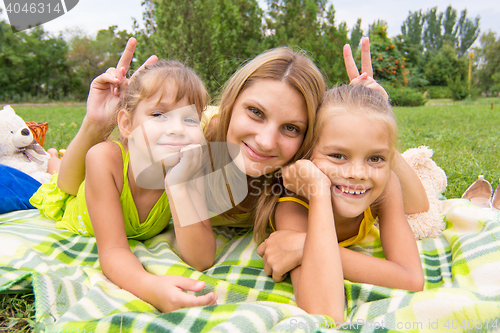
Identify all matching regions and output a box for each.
[0,105,52,184]
[402,146,448,239]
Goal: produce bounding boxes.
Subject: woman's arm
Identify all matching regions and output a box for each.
[85,143,216,312]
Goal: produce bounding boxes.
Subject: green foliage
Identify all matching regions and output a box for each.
[446,74,470,101]
[349,18,363,54]
[384,84,425,106]
[475,31,500,95]
[396,6,480,92]
[264,0,349,87]
[425,86,453,99]
[367,23,408,87]
[66,26,131,100]
[0,23,73,102]
[423,43,468,86]
[136,0,263,95]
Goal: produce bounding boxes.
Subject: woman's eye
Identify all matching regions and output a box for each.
[369,156,384,163]
[284,125,298,133]
[249,107,263,118]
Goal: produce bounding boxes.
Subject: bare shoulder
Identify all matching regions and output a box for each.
[86,141,124,185]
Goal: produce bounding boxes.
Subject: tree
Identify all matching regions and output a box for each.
[475,31,500,94]
[368,22,408,87]
[265,0,349,86]
[423,42,468,86]
[138,0,263,95]
[349,18,363,54]
[66,26,131,99]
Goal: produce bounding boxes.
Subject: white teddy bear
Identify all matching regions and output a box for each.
[0,105,52,184]
[402,146,448,239]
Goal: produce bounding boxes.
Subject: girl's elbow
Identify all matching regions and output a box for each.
[406,271,425,292]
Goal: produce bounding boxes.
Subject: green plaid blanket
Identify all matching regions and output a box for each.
[1,198,500,332]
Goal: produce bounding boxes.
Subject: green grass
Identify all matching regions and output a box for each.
[12,103,86,151]
[395,97,500,199]
[0,294,36,332]
[1,97,500,331]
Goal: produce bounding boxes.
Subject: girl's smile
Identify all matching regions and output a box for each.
[311,112,391,218]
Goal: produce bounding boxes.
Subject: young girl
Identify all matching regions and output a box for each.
[259,84,424,323]
[30,60,218,313]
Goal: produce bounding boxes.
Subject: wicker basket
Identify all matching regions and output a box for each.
[25,121,48,146]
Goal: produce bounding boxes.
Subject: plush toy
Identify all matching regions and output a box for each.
[402,146,448,239]
[0,105,52,184]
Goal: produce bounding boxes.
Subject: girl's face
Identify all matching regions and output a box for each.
[227,79,308,177]
[311,112,391,218]
[127,88,204,167]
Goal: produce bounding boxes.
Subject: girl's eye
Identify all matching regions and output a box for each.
[369,156,384,163]
[184,118,199,124]
[330,154,345,160]
[152,113,165,118]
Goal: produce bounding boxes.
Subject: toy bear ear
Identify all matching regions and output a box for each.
[1,105,16,116]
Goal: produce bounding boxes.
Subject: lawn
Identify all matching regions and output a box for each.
[1,97,500,331]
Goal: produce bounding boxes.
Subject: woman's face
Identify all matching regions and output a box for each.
[227,79,308,177]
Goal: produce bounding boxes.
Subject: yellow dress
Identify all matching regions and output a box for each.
[269,196,379,247]
[30,142,171,240]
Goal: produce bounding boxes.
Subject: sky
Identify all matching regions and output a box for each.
[0,0,498,42]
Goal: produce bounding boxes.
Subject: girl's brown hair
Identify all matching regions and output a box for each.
[204,47,325,242]
[308,84,398,163]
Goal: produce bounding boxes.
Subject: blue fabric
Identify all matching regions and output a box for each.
[0,165,41,214]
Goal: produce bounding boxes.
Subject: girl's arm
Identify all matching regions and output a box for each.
[85,142,216,312]
[165,144,216,271]
[58,38,157,195]
[340,172,424,291]
[259,172,424,292]
[268,160,344,323]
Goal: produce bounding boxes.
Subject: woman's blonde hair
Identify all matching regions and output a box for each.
[308,84,398,164]
[204,47,325,242]
[114,59,209,139]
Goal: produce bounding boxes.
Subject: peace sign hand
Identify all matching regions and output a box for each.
[343,37,388,100]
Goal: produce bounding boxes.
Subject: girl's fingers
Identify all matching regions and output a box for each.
[134,55,159,76]
[343,44,360,81]
[173,276,206,292]
[116,37,137,75]
[361,37,374,77]
[350,72,369,85]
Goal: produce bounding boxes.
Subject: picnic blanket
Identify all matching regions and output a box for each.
[1,198,500,332]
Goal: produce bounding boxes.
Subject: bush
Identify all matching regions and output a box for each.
[446,74,469,101]
[383,84,426,106]
[425,86,453,99]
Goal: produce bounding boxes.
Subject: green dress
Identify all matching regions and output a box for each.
[30,142,171,240]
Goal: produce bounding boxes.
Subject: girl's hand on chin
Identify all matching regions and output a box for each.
[165,144,204,187]
[282,160,331,199]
